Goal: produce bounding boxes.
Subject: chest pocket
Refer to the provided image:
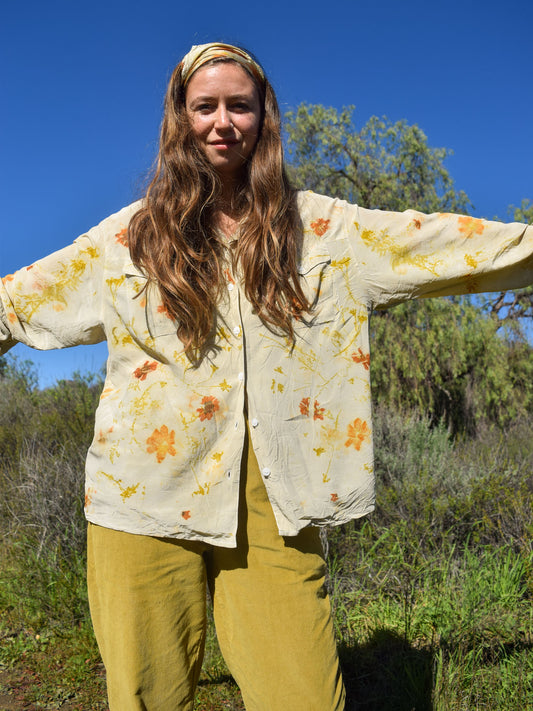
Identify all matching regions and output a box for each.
[297,247,338,327]
[123,263,178,340]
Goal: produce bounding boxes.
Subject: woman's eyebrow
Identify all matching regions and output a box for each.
[189,92,254,104]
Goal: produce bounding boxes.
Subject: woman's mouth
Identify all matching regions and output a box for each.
[210,139,239,148]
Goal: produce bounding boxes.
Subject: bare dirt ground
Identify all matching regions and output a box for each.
[0,668,46,710]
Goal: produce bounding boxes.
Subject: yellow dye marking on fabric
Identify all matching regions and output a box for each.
[361,228,442,276]
[193,482,211,496]
[99,471,140,501]
[16,250,97,319]
[110,327,134,347]
[331,257,351,269]
[120,484,141,501]
[106,275,126,296]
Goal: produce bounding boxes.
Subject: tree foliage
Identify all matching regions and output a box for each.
[284,104,471,214]
[0,356,102,465]
[511,199,533,225]
[489,200,533,322]
[284,105,533,433]
[0,357,103,555]
[370,299,533,434]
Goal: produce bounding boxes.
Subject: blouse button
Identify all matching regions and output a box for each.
[238,372,244,381]
[228,283,234,291]
[251,418,259,428]
[233,326,241,337]
[262,467,271,479]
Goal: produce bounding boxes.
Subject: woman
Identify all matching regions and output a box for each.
[1,42,533,710]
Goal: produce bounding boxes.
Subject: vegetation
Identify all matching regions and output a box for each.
[1,107,532,708]
[370,298,533,435]
[487,200,533,324]
[0,356,531,709]
[284,104,471,213]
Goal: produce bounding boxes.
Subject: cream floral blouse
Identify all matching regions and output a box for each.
[1,191,532,545]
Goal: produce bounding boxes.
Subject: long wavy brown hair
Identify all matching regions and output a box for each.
[128,50,311,362]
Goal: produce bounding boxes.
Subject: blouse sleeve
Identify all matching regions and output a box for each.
[0,231,106,353]
[347,204,533,308]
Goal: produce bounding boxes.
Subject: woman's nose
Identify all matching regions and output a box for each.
[214,105,232,129]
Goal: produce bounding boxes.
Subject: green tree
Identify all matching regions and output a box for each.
[489,200,533,322]
[33,371,104,454]
[511,199,533,225]
[284,104,471,213]
[0,356,39,464]
[0,356,102,467]
[371,298,533,434]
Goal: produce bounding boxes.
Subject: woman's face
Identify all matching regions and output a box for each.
[186,61,262,181]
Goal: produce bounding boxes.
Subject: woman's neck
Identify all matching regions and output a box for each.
[216,209,240,239]
[215,180,243,238]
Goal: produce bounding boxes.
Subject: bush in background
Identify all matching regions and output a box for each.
[0,354,532,709]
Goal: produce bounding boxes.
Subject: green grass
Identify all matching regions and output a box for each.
[0,369,531,709]
[1,533,531,710]
[333,542,532,710]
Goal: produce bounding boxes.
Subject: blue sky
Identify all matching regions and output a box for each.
[2,0,532,386]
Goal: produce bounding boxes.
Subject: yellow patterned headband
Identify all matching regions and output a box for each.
[181,43,265,87]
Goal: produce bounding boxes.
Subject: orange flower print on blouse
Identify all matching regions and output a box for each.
[157,303,173,319]
[300,397,325,420]
[313,400,325,420]
[310,218,330,236]
[182,510,191,520]
[299,397,310,417]
[85,486,97,509]
[330,493,339,503]
[457,216,485,239]
[146,425,176,463]
[223,268,235,285]
[345,418,370,451]
[115,228,128,246]
[352,348,370,370]
[133,360,158,381]
[197,395,220,421]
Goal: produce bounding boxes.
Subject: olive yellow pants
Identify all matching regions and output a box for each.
[87,432,345,710]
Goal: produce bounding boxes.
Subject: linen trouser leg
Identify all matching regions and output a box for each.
[87,524,208,711]
[208,432,346,711]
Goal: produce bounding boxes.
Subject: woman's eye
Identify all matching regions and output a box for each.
[191,102,214,112]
